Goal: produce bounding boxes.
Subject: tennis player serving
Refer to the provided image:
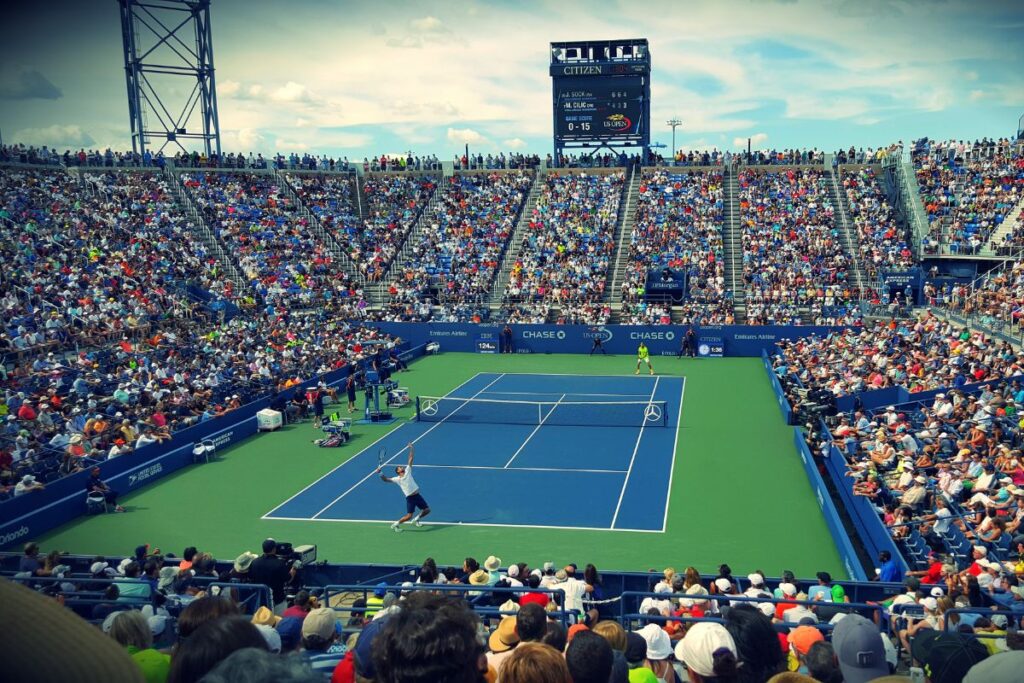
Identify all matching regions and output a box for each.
[378,442,430,532]
[635,341,654,375]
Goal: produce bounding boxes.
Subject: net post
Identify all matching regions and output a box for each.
[415,396,421,421]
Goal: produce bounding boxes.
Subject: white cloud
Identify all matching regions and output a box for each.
[221,128,265,151]
[274,139,310,151]
[219,80,241,96]
[411,16,445,32]
[503,138,527,149]
[15,124,93,147]
[732,132,768,148]
[446,127,486,145]
[784,95,872,120]
[271,82,316,104]
[969,90,985,102]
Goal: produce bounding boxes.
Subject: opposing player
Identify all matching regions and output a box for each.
[378,442,430,532]
[635,341,654,375]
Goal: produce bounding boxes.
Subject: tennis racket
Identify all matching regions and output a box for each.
[378,447,387,469]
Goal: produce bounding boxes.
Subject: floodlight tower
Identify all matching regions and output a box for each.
[119,0,222,158]
[667,117,682,159]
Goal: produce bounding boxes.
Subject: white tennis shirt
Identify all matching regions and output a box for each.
[390,466,419,496]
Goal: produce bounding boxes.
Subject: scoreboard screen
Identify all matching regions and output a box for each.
[554,76,644,140]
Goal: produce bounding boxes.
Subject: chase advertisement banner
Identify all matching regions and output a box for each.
[377,322,841,358]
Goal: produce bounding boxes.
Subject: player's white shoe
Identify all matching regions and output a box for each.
[634,369,639,375]
[414,520,423,527]
[391,523,402,532]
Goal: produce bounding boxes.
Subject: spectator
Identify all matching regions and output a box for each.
[167,616,268,683]
[300,607,345,677]
[565,630,614,683]
[372,592,488,683]
[674,622,739,683]
[500,642,572,683]
[106,610,171,683]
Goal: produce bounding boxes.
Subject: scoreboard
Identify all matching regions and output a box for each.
[554,77,644,139]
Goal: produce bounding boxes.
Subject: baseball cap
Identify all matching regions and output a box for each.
[911,631,988,683]
[831,614,888,683]
[353,615,389,678]
[301,607,337,641]
[788,625,824,655]
[964,651,1024,683]
[624,632,648,664]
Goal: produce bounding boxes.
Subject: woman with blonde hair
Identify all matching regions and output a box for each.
[592,619,627,652]
[500,642,572,683]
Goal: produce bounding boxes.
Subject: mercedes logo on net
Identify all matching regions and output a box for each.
[643,403,662,423]
[421,399,439,416]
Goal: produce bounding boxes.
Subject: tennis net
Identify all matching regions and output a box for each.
[415,396,669,428]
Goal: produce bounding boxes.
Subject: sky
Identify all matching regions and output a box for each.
[1,0,1022,158]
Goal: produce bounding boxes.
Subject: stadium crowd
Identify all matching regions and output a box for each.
[181,171,365,309]
[384,171,533,321]
[739,169,858,326]
[0,310,400,500]
[914,139,1024,255]
[0,168,217,361]
[841,167,915,280]
[774,313,1022,397]
[503,171,624,323]
[6,540,1024,683]
[620,170,730,325]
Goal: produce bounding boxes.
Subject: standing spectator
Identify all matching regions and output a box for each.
[248,539,297,614]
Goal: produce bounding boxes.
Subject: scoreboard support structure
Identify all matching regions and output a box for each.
[550,39,651,167]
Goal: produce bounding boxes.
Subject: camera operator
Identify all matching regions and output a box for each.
[249,538,299,615]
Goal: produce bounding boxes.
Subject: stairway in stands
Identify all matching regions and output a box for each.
[985,195,1024,254]
[273,168,368,294]
[606,165,641,310]
[827,169,868,295]
[367,178,443,304]
[722,165,745,322]
[162,166,249,295]
[488,170,545,318]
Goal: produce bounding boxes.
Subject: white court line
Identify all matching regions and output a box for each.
[481,391,652,398]
[610,376,660,529]
[261,371,488,519]
[660,376,687,534]
[308,373,506,519]
[415,464,628,474]
[494,372,664,379]
[503,392,565,468]
[263,515,663,534]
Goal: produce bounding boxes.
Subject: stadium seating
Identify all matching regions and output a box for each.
[622,169,731,325]
[503,171,624,323]
[914,139,1024,255]
[384,171,534,321]
[739,168,858,325]
[841,166,915,279]
[180,171,363,310]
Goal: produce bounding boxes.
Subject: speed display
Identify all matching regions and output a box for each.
[554,76,644,139]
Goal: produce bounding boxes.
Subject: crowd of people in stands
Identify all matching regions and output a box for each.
[928,261,1024,338]
[182,171,365,309]
[1,296,400,498]
[774,312,1023,397]
[914,138,1024,255]
[740,168,858,326]
[7,538,1024,682]
[842,167,915,280]
[384,171,533,321]
[0,168,213,361]
[622,170,730,325]
[503,172,624,323]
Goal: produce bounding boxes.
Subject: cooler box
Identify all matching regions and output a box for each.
[257,408,283,431]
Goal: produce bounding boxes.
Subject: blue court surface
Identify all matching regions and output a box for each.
[264,372,685,532]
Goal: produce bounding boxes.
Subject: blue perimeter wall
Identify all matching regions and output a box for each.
[374,322,842,357]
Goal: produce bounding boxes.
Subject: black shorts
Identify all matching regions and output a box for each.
[405,492,429,514]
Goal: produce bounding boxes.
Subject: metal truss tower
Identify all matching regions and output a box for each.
[119,0,222,157]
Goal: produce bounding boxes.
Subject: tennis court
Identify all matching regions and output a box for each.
[264,372,685,532]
